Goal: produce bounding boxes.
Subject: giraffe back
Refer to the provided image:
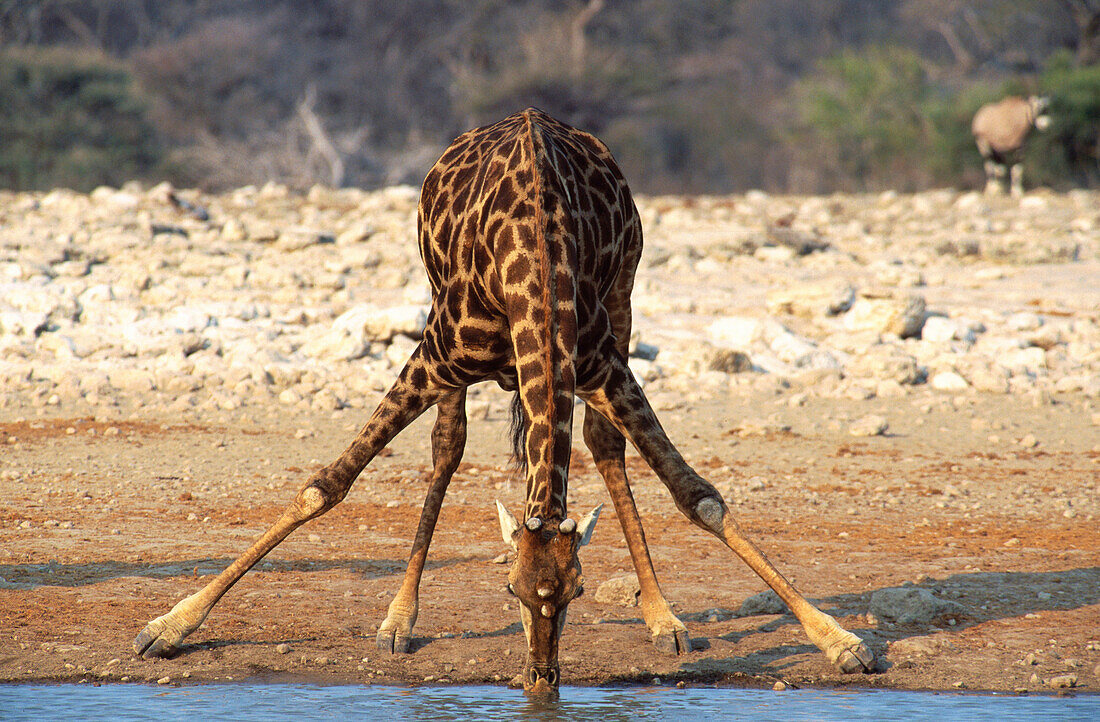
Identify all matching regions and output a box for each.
[417,108,642,520]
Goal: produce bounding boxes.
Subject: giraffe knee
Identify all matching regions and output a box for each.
[693,496,726,534]
[293,484,331,521]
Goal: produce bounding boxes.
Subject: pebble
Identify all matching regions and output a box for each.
[849,414,888,437]
[594,575,641,607]
[870,586,965,625]
[1046,674,1077,689]
[737,590,786,617]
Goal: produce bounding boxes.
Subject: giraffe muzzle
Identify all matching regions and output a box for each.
[525,663,560,691]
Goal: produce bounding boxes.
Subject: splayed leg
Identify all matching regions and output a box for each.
[134,347,449,658]
[581,356,874,673]
[377,389,468,653]
[582,405,689,654]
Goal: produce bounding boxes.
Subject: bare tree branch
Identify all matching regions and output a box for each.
[296,84,345,187]
[570,0,605,75]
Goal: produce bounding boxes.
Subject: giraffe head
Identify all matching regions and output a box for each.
[496,500,601,694]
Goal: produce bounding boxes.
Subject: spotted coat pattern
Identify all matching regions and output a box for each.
[134,109,874,692]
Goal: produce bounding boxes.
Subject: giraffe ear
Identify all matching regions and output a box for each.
[575,504,602,547]
[496,500,520,551]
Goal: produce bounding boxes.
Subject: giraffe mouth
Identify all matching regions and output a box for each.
[524,663,560,692]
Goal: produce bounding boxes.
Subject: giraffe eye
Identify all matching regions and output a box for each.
[507,583,516,596]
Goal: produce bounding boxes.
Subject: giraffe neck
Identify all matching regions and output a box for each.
[513,111,576,523]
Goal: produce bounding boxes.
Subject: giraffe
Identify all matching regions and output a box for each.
[133,108,874,692]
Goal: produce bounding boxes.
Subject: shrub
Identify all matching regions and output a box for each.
[1028,50,1100,188]
[0,46,164,191]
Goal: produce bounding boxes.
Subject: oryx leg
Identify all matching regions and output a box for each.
[984,159,1006,195]
[1010,163,1024,198]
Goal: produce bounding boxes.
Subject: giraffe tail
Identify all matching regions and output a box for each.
[509,390,527,473]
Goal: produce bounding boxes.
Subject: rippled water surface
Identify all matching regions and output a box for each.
[1,683,1097,720]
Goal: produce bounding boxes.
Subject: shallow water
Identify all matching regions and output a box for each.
[0,683,1096,721]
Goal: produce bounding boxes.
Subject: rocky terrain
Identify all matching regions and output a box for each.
[1,183,1098,694]
[1,183,1097,422]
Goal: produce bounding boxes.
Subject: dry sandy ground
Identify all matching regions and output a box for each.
[1,382,1098,695]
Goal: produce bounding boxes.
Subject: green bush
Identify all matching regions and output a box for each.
[0,46,164,191]
[1028,51,1100,188]
[788,45,943,191]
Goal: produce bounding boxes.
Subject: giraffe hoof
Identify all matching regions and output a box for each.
[652,628,691,656]
[134,619,183,659]
[376,627,413,654]
[833,641,875,674]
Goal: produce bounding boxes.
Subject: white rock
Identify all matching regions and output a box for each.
[737,590,786,616]
[845,352,923,385]
[162,307,214,333]
[765,279,856,317]
[844,294,926,338]
[930,370,970,391]
[299,329,369,362]
[594,575,640,607]
[922,316,976,344]
[870,586,964,625]
[1007,312,1043,331]
[107,368,156,393]
[35,333,79,360]
[0,311,49,337]
[850,414,889,437]
[959,361,1010,393]
[708,317,764,349]
[386,335,420,367]
[999,346,1047,373]
[333,304,427,342]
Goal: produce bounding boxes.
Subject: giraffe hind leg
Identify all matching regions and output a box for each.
[582,404,689,655]
[377,388,468,653]
[134,345,451,659]
[580,356,874,673]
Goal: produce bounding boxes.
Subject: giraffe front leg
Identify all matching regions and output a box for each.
[695,498,875,673]
[582,357,874,673]
[377,390,467,654]
[135,486,329,658]
[582,406,689,655]
[135,346,446,659]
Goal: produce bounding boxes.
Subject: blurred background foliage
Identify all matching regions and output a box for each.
[1,0,1098,194]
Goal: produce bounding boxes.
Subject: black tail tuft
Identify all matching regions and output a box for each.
[509,391,528,474]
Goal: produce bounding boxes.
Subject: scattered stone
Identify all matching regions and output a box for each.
[594,575,641,607]
[870,586,965,625]
[844,294,926,338]
[737,590,786,617]
[0,185,1096,431]
[1046,674,1077,689]
[849,414,888,437]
